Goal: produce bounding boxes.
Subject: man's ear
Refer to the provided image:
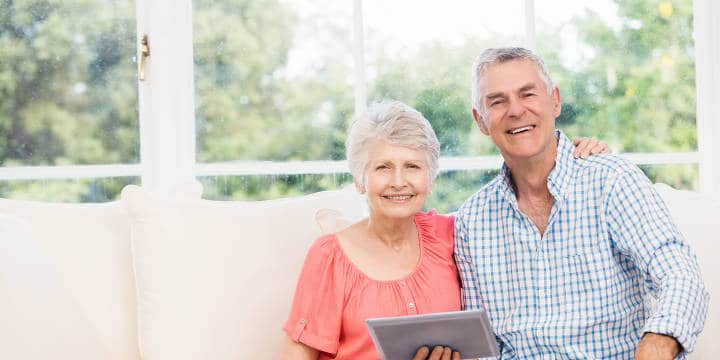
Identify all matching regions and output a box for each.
[472,108,490,136]
[552,87,562,118]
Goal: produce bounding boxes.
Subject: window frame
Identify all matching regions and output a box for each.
[1,0,718,199]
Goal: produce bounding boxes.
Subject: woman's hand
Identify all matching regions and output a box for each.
[412,345,460,360]
[572,137,611,159]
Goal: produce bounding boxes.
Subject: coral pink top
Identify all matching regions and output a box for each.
[284,211,461,359]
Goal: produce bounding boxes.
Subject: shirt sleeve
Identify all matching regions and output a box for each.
[453,211,484,311]
[605,166,709,353]
[424,210,455,247]
[283,235,345,355]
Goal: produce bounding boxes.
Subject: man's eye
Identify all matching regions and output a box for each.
[376,165,388,170]
[523,93,536,98]
[490,99,504,106]
[407,164,420,169]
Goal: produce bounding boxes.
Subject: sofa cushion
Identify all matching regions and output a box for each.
[0,199,139,360]
[654,184,719,358]
[122,185,367,360]
[0,214,111,359]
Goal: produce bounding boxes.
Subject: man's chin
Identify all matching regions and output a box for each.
[502,147,544,160]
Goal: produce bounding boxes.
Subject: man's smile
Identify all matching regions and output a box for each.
[506,125,536,135]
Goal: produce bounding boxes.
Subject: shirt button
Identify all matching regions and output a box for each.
[299,318,306,325]
[408,302,415,309]
[399,281,406,287]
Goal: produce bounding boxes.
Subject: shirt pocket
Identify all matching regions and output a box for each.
[546,251,607,315]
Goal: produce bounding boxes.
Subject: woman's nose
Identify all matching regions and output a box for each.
[390,168,407,187]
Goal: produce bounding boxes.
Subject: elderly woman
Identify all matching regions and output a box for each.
[282,101,608,360]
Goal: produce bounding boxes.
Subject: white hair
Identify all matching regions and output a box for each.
[345,100,440,188]
[471,47,555,115]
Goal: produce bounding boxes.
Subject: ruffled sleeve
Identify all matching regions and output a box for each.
[283,234,345,355]
[415,210,455,248]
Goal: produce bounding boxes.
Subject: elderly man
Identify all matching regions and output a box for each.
[442,47,708,360]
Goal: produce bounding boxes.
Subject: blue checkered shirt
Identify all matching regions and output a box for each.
[454,131,708,359]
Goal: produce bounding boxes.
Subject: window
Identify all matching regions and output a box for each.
[1,0,718,206]
[0,0,139,201]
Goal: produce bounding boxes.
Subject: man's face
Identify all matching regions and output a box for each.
[473,59,561,162]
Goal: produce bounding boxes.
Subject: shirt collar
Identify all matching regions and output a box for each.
[547,129,577,200]
[498,129,577,202]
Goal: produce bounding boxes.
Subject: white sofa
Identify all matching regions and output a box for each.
[0,183,717,359]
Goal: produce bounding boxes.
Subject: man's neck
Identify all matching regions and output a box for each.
[504,140,558,200]
[504,141,559,236]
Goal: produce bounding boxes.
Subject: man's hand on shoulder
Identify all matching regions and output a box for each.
[635,332,681,360]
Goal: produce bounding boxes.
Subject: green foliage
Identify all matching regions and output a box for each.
[540,0,696,190]
[200,173,354,201]
[0,0,137,166]
[425,170,499,214]
[0,176,137,202]
[545,0,695,151]
[193,0,354,163]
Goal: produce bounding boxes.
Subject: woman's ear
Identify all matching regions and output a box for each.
[354,180,365,194]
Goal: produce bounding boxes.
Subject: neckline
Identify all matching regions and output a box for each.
[331,212,427,284]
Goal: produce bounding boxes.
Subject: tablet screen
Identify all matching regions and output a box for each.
[365,309,499,360]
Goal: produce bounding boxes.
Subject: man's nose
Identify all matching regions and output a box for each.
[507,97,525,118]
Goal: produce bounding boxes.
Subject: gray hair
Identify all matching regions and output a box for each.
[345,100,440,188]
[471,47,555,114]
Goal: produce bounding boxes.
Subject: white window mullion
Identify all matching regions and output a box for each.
[694,0,720,198]
[524,0,536,51]
[0,164,142,181]
[136,0,196,193]
[353,0,367,115]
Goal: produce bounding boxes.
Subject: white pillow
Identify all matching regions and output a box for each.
[122,185,367,360]
[0,214,111,359]
[0,199,139,360]
[653,183,719,358]
[315,208,361,234]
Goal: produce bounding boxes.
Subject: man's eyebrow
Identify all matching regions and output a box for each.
[518,83,538,92]
[485,83,539,101]
[485,92,506,101]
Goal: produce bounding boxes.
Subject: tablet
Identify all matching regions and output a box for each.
[365,309,499,360]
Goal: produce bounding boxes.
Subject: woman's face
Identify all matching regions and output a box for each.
[359,140,432,221]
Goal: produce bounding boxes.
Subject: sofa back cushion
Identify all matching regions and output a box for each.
[122,186,367,359]
[0,214,114,359]
[0,199,139,360]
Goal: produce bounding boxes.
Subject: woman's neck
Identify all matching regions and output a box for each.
[366,213,417,250]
